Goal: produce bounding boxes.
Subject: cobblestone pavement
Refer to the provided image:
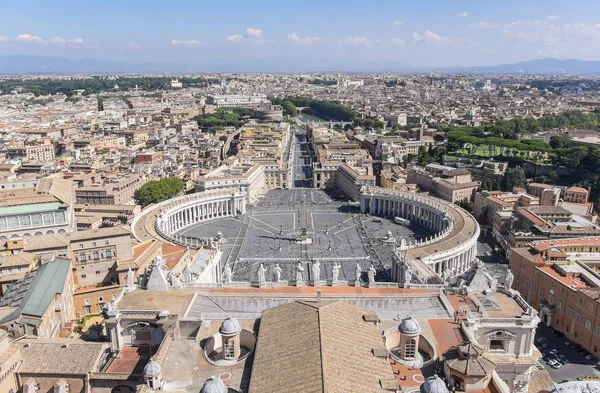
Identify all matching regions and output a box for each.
[179,189,434,282]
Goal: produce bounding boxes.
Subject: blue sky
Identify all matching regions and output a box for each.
[1,0,600,67]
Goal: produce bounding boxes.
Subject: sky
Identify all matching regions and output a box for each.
[1,0,600,68]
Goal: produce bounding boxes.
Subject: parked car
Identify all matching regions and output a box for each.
[552,329,565,337]
[565,340,572,347]
[580,349,589,356]
[536,337,547,344]
[535,363,545,370]
[557,354,569,364]
[549,349,559,356]
[585,354,596,361]
[548,359,563,369]
[572,343,583,351]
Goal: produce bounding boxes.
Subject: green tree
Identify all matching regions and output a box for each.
[281,101,297,117]
[501,167,527,191]
[134,177,184,207]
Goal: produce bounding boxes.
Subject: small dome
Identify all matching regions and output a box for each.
[420,375,449,393]
[143,360,161,377]
[399,316,421,334]
[220,316,241,335]
[200,376,228,393]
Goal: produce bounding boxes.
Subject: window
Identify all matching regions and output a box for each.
[81,274,87,279]
[84,305,91,314]
[92,251,99,260]
[568,307,573,317]
[549,294,554,305]
[590,304,594,313]
[104,249,112,259]
[557,300,563,310]
[224,338,235,360]
[576,313,582,323]
[580,298,584,305]
[95,271,100,275]
[539,288,544,298]
[490,339,506,351]
[79,252,86,262]
[586,320,592,329]
[404,339,416,359]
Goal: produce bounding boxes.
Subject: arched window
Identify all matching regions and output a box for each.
[104,249,112,259]
[404,339,416,359]
[92,251,99,260]
[79,252,86,262]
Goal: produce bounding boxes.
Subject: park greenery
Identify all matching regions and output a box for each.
[192,107,252,132]
[134,177,184,208]
[271,97,357,121]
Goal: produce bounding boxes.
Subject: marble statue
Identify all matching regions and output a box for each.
[312,260,321,283]
[296,262,305,282]
[273,263,282,282]
[505,269,514,289]
[106,300,116,313]
[332,263,340,282]
[404,265,413,284]
[355,263,362,283]
[126,268,135,289]
[221,264,232,284]
[181,265,192,284]
[367,264,376,284]
[258,263,267,287]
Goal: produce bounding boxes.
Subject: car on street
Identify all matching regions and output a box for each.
[536,337,547,344]
[548,359,563,369]
[565,340,572,347]
[485,251,492,256]
[552,329,565,337]
[557,354,569,364]
[549,349,559,356]
[585,354,596,361]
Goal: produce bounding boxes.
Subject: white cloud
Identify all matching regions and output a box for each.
[0,36,8,42]
[502,20,600,56]
[547,15,558,21]
[49,36,84,45]
[287,33,321,45]
[342,36,374,47]
[16,33,42,42]
[171,39,201,46]
[391,38,407,47]
[412,30,450,45]
[470,22,498,29]
[225,28,271,43]
[393,20,404,26]
[126,41,141,51]
[458,12,468,17]
[226,34,243,41]
[245,28,263,38]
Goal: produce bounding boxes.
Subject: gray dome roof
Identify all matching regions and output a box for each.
[399,316,420,334]
[420,375,449,393]
[143,360,161,376]
[220,316,241,335]
[200,376,228,393]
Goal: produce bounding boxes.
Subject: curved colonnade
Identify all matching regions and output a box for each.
[131,187,246,246]
[360,187,480,284]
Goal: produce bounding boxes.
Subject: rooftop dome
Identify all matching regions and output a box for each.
[399,316,421,334]
[143,360,161,377]
[220,316,241,335]
[200,376,228,393]
[420,375,449,393]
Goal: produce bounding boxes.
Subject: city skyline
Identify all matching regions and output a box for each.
[2,0,600,68]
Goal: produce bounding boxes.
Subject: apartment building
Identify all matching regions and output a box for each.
[510,237,600,356]
[0,259,75,338]
[75,174,143,205]
[407,164,479,203]
[23,226,134,287]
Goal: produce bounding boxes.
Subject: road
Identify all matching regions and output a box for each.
[291,128,314,188]
[535,323,600,382]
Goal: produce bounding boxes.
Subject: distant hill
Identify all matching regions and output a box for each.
[2,55,600,74]
[436,58,600,74]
